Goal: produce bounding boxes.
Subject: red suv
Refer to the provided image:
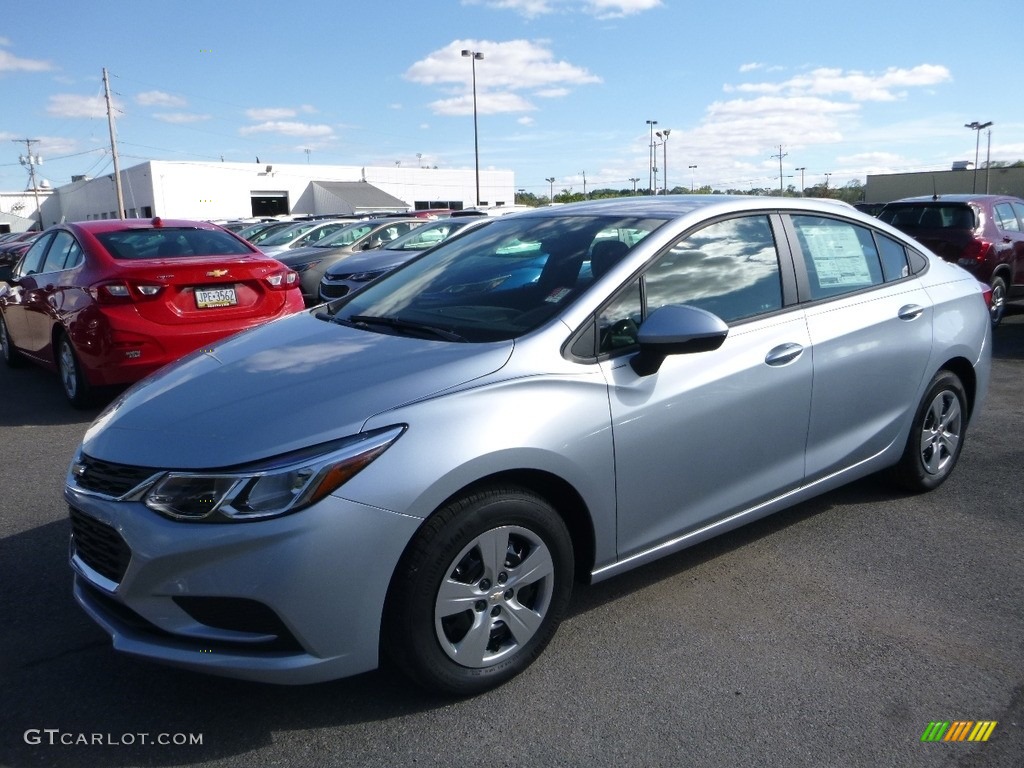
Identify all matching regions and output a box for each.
[0,218,304,406]
[879,194,1024,326]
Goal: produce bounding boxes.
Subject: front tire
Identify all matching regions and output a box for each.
[890,370,967,492]
[383,485,574,696]
[57,332,94,408]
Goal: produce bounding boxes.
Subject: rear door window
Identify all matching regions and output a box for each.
[993,202,1021,232]
[791,216,883,300]
[40,231,83,273]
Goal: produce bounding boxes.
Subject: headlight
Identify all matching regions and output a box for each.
[345,270,387,283]
[144,425,405,522]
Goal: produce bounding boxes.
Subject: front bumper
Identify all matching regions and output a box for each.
[66,480,422,684]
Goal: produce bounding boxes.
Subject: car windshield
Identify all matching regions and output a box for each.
[315,222,378,247]
[257,222,318,246]
[331,214,665,342]
[96,228,253,259]
[382,220,476,251]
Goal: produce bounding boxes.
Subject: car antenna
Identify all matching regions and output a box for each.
[932,176,938,201]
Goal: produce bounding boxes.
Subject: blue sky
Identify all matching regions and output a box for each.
[2,0,1020,201]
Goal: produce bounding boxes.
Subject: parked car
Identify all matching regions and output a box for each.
[0,218,303,406]
[274,218,425,304]
[878,194,1024,325]
[253,219,358,257]
[319,217,492,301]
[66,197,990,695]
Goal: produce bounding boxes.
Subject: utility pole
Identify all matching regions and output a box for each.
[103,67,126,219]
[13,138,43,230]
[646,120,658,194]
[581,170,587,199]
[770,145,787,195]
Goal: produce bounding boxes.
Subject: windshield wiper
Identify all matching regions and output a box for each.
[341,314,467,342]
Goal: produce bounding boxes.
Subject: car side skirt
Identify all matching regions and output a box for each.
[590,442,897,584]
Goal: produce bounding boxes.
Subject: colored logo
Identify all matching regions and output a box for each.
[921,721,997,742]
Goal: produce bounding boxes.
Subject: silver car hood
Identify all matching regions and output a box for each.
[81,311,514,469]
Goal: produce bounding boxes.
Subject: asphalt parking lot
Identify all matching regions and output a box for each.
[1,311,1021,768]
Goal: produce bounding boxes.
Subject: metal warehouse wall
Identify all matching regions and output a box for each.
[865,167,1024,203]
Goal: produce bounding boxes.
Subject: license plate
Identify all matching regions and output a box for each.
[195,286,237,308]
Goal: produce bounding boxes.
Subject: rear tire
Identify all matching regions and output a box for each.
[0,313,24,368]
[383,485,574,696]
[57,332,94,409]
[889,370,967,492]
[988,274,1007,327]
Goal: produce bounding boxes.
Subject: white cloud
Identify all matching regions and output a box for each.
[46,94,110,119]
[726,64,952,103]
[153,112,211,124]
[518,116,535,125]
[407,39,600,116]
[462,0,660,17]
[739,63,763,73]
[245,107,297,121]
[136,90,187,108]
[0,45,53,74]
[429,91,537,116]
[239,121,334,138]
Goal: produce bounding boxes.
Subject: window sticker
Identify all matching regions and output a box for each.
[800,224,873,287]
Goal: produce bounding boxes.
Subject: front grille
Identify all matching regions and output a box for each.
[73,453,159,498]
[319,282,350,300]
[69,506,132,584]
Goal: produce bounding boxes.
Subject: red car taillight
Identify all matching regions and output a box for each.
[961,238,992,264]
[264,268,299,291]
[92,281,165,304]
[980,282,993,310]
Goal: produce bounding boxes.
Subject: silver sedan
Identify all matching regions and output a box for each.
[65,196,991,695]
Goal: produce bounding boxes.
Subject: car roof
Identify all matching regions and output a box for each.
[69,218,227,234]
[886,194,1022,205]
[499,194,867,222]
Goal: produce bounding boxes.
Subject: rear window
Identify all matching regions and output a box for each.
[878,204,976,230]
[96,228,253,260]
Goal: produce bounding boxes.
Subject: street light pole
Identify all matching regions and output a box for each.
[795,166,806,195]
[546,176,556,202]
[965,121,992,193]
[629,177,640,195]
[462,49,484,207]
[688,165,697,193]
[646,120,657,194]
[656,129,670,194]
[581,170,587,199]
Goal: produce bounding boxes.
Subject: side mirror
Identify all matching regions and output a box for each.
[630,304,729,376]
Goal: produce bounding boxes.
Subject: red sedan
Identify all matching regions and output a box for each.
[0,218,304,406]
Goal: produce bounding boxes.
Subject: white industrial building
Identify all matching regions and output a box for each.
[39,160,516,227]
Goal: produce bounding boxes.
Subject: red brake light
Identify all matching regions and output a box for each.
[265,268,299,290]
[962,238,992,263]
[152,217,163,228]
[980,283,993,310]
[93,281,165,304]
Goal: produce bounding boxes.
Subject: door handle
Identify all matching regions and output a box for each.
[898,304,924,321]
[765,342,804,366]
